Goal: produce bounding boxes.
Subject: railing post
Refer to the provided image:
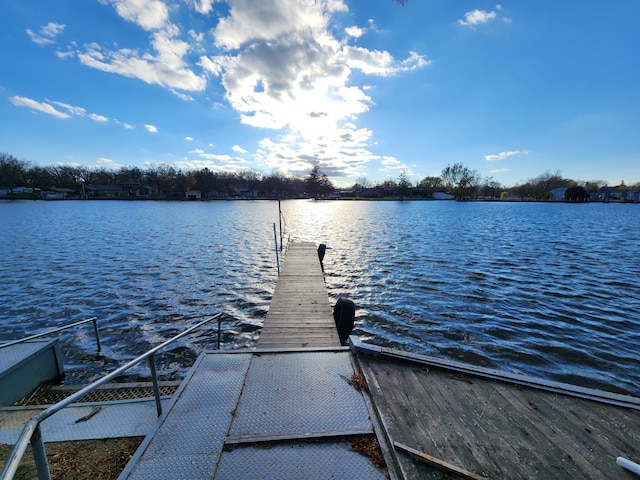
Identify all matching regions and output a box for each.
[31,424,51,480]
[92,318,102,352]
[273,223,280,275]
[148,354,163,417]
[278,198,283,251]
[217,316,222,350]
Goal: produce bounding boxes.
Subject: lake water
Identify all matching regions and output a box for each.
[1,199,638,396]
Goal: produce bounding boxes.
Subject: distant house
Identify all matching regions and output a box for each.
[549,187,568,201]
[362,188,382,198]
[0,186,33,196]
[433,192,454,200]
[500,192,521,201]
[186,190,202,200]
[42,187,75,200]
[84,184,124,198]
[119,181,141,196]
[600,186,640,202]
[229,186,258,198]
[617,189,640,203]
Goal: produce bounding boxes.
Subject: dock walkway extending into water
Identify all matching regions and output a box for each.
[118,242,383,479]
[257,242,340,349]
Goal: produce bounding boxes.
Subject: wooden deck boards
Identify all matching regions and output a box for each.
[258,242,340,349]
[358,354,640,480]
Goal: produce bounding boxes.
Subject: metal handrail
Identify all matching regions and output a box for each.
[0,317,101,352]
[0,313,222,480]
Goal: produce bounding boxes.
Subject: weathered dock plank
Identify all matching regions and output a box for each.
[258,242,340,349]
[357,352,640,480]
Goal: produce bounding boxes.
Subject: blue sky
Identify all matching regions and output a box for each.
[1,1,638,188]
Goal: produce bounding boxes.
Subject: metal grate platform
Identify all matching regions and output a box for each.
[0,398,173,443]
[228,351,372,443]
[15,382,180,406]
[215,442,387,479]
[119,350,383,479]
[121,353,252,480]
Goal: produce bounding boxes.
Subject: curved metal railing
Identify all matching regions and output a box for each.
[0,317,101,352]
[0,313,222,480]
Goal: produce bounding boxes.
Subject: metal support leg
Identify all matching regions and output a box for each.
[217,316,222,349]
[31,424,51,480]
[148,354,163,417]
[92,318,102,352]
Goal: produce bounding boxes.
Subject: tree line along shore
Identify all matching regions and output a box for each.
[1,152,638,202]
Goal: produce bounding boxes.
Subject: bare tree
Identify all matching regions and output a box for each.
[418,176,443,190]
[440,163,480,200]
[397,170,412,201]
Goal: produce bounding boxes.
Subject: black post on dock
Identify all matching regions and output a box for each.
[278,198,283,251]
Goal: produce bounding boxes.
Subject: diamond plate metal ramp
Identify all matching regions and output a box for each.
[120,350,380,480]
[227,351,372,442]
[215,442,386,480]
[0,398,172,443]
[119,353,252,480]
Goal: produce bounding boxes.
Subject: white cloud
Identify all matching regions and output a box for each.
[115,120,135,129]
[254,123,377,178]
[105,0,169,31]
[9,96,71,119]
[78,5,204,92]
[55,50,75,60]
[345,26,366,39]
[78,25,206,91]
[232,145,248,154]
[50,101,87,116]
[171,89,195,101]
[380,156,410,173]
[188,29,205,43]
[490,168,509,174]
[63,0,428,179]
[342,47,430,77]
[42,22,66,37]
[14,96,111,124]
[185,136,194,141]
[193,0,215,15]
[458,9,498,26]
[180,148,250,173]
[89,113,109,122]
[26,22,65,46]
[198,153,244,163]
[200,0,429,177]
[91,157,127,170]
[485,150,528,161]
[50,100,110,122]
[212,0,338,51]
[144,124,158,133]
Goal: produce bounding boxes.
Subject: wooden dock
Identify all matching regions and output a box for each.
[351,340,640,480]
[257,242,340,349]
